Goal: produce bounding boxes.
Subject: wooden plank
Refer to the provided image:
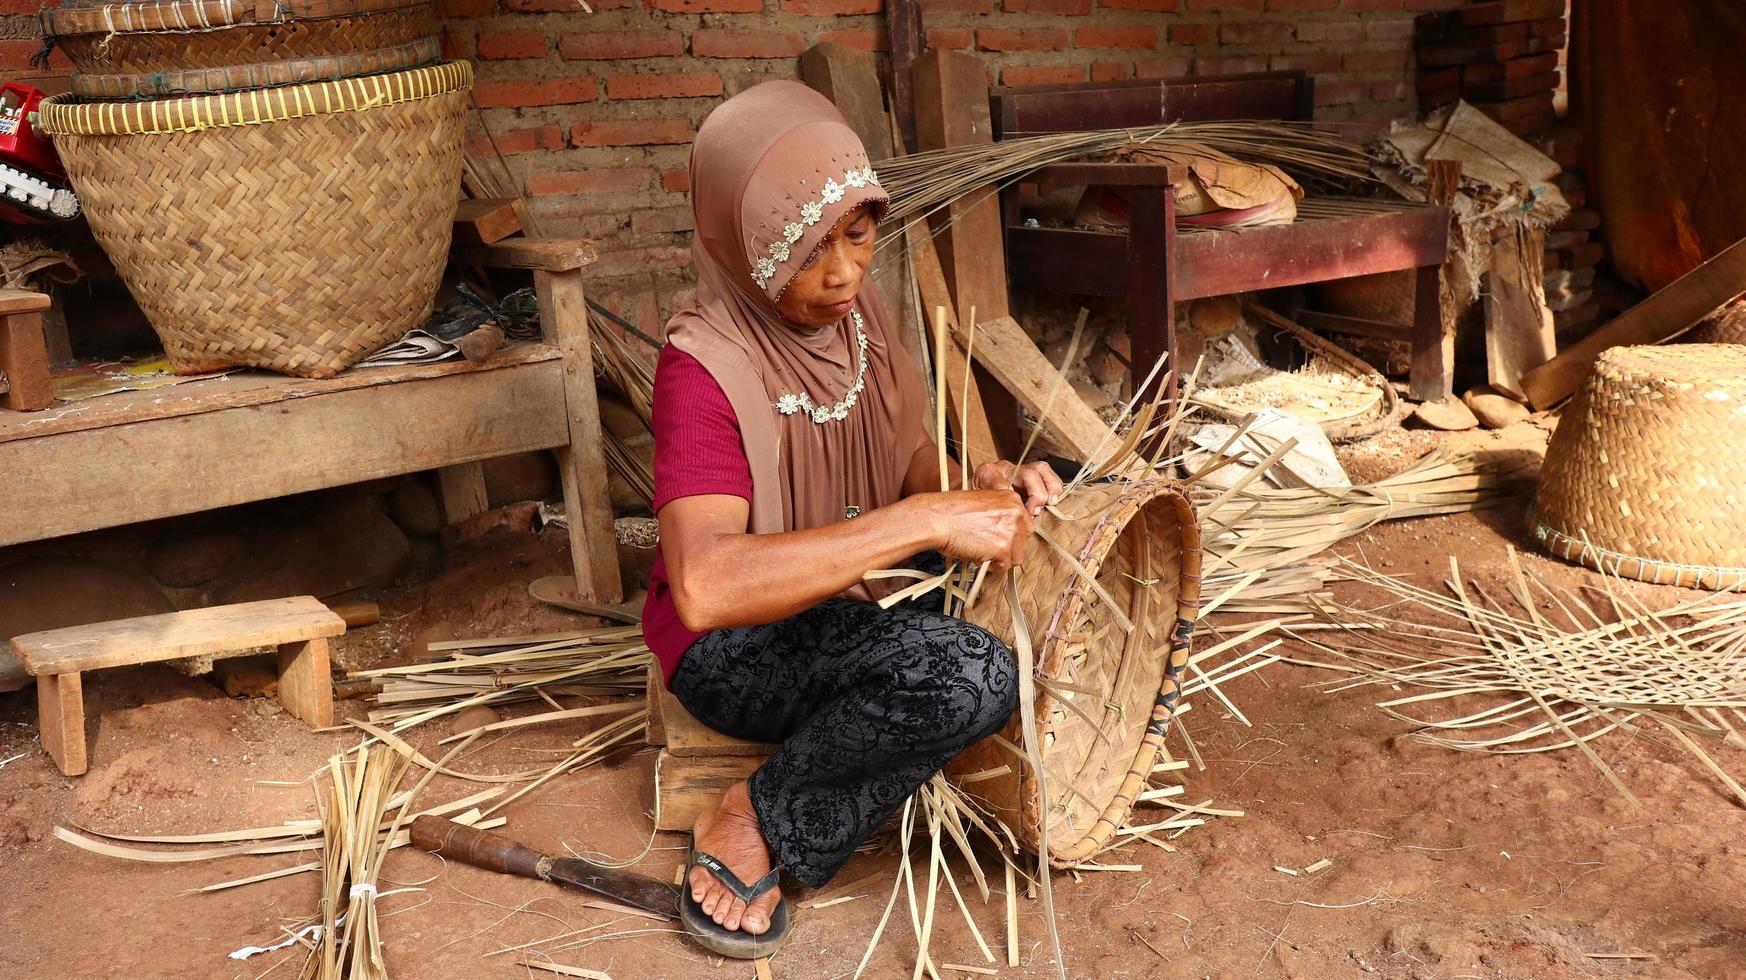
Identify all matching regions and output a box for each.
[436,463,491,525]
[1521,236,1746,409]
[912,48,1020,458]
[536,268,623,604]
[276,636,334,729]
[0,288,51,316]
[959,315,1122,465]
[453,198,523,246]
[1484,223,1556,400]
[884,0,921,152]
[453,237,597,273]
[35,672,84,776]
[0,310,51,411]
[799,43,931,390]
[907,222,998,467]
[0,358,571,547]
[12,596,345,675]
[655,751,766,832]
[660,684,779,759]
[1409,159,1462,403]
[1173,207,1448,300]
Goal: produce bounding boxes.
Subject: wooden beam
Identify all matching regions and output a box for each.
[1483,223,1556,400]
[35,671,84,776]
[884,0,921,153]
[453,237,597,273]
[436,463,490,524]
[907,222,998,468]
[276,636,334,729]
[452,198,523,246]
[536,268,623,604]
[1520,235,1746,409]
[0,308,51,411]
[958,315,1123,466]
[1410,159,1461,402]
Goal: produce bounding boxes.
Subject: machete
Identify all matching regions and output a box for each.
[410,816,681,919]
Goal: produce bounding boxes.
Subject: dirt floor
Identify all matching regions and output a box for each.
[3,420,1745,980]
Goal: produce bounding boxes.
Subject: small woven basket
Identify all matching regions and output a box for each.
[69,35,441,99]
[38,61,471,378]
[42,0,434,76]
[1529,344,1746,590]
[949,480,1202,867]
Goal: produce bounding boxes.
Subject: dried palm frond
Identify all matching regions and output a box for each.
[1288,548,1746,806]
[303,744,413,980]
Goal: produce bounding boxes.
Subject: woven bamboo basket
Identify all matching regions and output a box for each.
[38,61,471,378]
[1529,344,1746,590]
[949,480,1202,867]
[42,0,435,76]
[69,35,441,99]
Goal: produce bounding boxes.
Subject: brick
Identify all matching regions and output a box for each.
[606,71,723,100]
[927,27,974,49]
[476,30,546,60]
[1296,20,1363,43]
[1313,80,1366,106]
[1342,0,1399,9]
[441,30,470,59]
[525,168,652,196]
[560,30,684,60]
[976,28,1069,51]
[0,0,46,11]
[920,0,995,12]
[1134,57,1191,79]
[1099,0,1177,7]
[571,119,695,146]
[0,39,38,72]
[470,126,564,155]
[1366,18,1415,41]
[1004,0,1091,12]
[632,206,696,234]
[1075,25,1156,48]
[692,29,805,58]
[1219,21,1292,45]
[661,169,692,193]
[1267,0,1335,8]
[817,29,888,51]
[590,246,692,279]
[1194,54,1269,75]
[1369,79,1410,101]
[652,0,761,10]
[435,0,492,16]
[1344,50,1408,72]
[1000,65,1087,86]
[1270,53,1341,74]
[1169,23,1211,44]
[1090,61,1131,81]
[1404,0,1462,8]
[506,0,607,10]
[779,0,878,10]
[472,77,598,108]
[1185,0,1257,8]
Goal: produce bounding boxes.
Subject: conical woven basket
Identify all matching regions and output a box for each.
[949,480,1201,867]
[42,0,434,76]
[69,35,441,99]
[1529,344,1746,590]
[38,61,471,378]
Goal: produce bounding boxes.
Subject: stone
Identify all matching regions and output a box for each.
[0,557,173,692]
[145,528,248,588]
[483,451,557,507]
[1410,396,1478,431]
[211,655,278,698]
[1462,385,1531,429]
[440,501,540,549]
[1071,380,1113,413]
[218,499,411,604]
[1189,294,1244,335]
[388,479,444,537]
[449,705,500,737]
[1088,346,1126,386]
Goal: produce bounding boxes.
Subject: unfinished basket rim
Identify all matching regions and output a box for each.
[42,0,427,37]
[38,59,470,136]
[67,34,441,99]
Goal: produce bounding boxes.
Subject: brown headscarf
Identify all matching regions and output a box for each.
[666,80,929,594]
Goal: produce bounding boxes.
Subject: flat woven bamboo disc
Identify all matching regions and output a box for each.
[69,35,440,99]
[38,61,470,378]
[949,480,1202,867]
[1529,344,1746,589]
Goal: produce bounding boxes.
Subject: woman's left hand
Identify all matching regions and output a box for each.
[972,460,1064,516]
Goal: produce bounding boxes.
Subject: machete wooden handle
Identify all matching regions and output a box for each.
[410,816,547,880]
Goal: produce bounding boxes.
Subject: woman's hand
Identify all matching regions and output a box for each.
[972,460,1064,516]
[910,490,1033,575]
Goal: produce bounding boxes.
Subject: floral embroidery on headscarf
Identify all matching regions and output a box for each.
[749,166,881,291]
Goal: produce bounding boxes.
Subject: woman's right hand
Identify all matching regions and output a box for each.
[911,490,1034,574]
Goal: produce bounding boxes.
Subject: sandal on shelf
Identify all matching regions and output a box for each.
[681,846,792,959]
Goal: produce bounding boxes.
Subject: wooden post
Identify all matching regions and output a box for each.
[435,463,490,525]
[885,0,921,153]
[276,637,333,729]
[1410,159,1462,402]
[36,672,84,776]
[0,290,55,412]
[1127,183,1176,412]
[536,267,623,604]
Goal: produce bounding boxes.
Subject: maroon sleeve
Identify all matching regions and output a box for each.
[651,344,754,514]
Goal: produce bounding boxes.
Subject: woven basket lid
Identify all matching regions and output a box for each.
[42,0,425,37]
[1529,344,1746,589]
[67,35,441,99]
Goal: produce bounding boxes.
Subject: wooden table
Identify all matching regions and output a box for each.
[0,239,622,603]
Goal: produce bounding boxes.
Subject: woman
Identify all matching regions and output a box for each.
[645,80,1062,958]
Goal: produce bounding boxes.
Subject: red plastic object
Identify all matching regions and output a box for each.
[0,84,65,180]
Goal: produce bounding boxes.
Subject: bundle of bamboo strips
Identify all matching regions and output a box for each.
[1288,548,1746,807]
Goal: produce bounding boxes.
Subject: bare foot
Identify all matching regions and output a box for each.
[688,781,781,935]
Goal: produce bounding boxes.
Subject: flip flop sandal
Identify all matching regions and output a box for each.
[681,846,792,959]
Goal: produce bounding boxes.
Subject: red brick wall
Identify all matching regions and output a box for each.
[448,1,1460,330]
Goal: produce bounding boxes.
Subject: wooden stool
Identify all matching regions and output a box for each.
[0,288,54,412]
[646,659,775,831]
[9,596,346,776]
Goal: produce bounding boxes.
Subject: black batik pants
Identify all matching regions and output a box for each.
[669,586,1019,888]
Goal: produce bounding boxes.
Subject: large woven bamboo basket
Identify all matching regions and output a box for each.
[42,0,435,76]
[69,35,442,99]
[1529,344,1746,590]
[38,61,471,378]
[949,480,1202,867]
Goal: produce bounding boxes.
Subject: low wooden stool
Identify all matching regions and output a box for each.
[9,596,346,776]
[0,288,54,412]
[646,659,775,831]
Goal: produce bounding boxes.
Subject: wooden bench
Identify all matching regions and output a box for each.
[9,596,346,775]
[991,71,1456,404]
[645,660,775,832]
